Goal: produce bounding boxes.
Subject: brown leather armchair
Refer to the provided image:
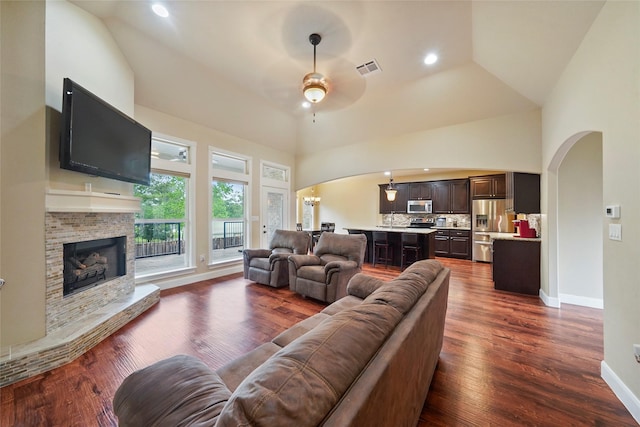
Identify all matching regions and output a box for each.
[243,229,310,288]
[288,232,367,303]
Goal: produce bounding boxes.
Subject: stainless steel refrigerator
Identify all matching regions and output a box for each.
[472,199,512,262]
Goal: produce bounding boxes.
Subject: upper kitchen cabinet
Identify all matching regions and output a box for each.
[470,174,506,199]
[432,179,469,214]
[378,183,409,213]
[505,172,540,213]
[408,182,432,200]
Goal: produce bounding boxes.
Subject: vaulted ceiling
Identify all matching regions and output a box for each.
[71,1,604,156]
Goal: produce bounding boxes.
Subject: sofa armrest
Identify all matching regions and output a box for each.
[113,355,231,427]
[324,260,358,274]
[268,252,291,267]
[346,273,386,299]
[288,254,321,270]
[244,248,271,260]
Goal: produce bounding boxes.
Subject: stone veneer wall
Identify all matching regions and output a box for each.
[45,212,136,333]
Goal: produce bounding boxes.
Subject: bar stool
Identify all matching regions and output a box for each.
[372,231,393,268]
[401,232,421,270]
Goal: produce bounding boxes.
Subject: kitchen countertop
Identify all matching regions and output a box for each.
[478,231,541,242]
[344,226,438,235]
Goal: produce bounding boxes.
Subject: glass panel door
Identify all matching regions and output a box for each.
[261,187,288,248]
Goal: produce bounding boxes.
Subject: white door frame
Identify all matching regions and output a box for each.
[261,186,289,248]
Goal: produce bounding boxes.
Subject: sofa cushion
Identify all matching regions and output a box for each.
[113,354,231,427]
[249,257,270,270]
[296,265,326,283]
[321,295,362,315]
[216,302,403,427]
[271,313,331,347]
[319,254,347,264]
[216,342,282,393]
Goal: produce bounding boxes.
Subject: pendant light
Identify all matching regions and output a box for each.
[385,172,397,202]
[302,33,328,103]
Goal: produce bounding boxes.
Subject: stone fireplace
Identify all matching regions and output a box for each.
[63,236,126,296]
[0,190,160,387]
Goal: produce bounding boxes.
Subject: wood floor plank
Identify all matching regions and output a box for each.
[1,258,636,426]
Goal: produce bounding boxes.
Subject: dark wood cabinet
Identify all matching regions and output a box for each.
[408,182,432,200]
[505,172,540,213]
[378,183,409,213]
[432,179,469,214]
[492,239,540,295]
[471,174,506,199]
[433,229,470,259]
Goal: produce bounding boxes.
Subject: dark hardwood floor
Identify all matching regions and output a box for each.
[1,258,636,426]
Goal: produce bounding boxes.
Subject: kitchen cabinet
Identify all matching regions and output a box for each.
[492,238,540,295]
[470,174,506,199]
[408,182,432,200]
[433,229,470,259]
[505,172,540,213]
[378,183,409,214]
[432,179,469,214]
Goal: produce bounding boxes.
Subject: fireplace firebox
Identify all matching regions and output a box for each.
[63,236,126,296]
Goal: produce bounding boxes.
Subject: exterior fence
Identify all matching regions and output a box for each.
[134,220,245,259]
[134,220,183,258]
[212,221,244,250]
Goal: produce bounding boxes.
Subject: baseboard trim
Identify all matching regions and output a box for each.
[559,293,603,309]
[601,360,640,424]
[153,264,244,290]
[539,288,560,308]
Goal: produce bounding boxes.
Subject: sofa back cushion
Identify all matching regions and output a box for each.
[363,262,441,315]
[216,302,403,427]
[269,229,310,254]
[313,233,366,266]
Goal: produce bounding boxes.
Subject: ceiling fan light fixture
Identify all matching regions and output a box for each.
[302,33,328,104]
[303,72,328,103]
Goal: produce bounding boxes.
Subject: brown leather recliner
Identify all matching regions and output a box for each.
[243,229,310,288]
[288,232,367,303]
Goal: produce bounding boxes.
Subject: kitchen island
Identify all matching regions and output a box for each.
[489,233,541,295]
[344,226,437,267]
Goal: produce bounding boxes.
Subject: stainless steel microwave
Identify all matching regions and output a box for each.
[407,200,433,214]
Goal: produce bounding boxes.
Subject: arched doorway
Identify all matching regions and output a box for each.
[548,131,603,308]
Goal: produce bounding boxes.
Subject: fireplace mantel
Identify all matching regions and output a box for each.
[45,189,141,213]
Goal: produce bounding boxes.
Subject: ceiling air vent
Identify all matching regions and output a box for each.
[356,59,382,77]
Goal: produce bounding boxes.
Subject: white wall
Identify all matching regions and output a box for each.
[1,0,47,346]
[45,0,135,196]
[557,132,603,307]
[541,1,640,418]
[295,109,541,189]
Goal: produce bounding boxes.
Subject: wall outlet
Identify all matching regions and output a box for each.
[199,254,205,263]
[634,344,640,364]
[608,223,622,241]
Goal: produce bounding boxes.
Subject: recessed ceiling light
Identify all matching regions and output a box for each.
[302,101,311,109]
[384,171,391,176]
[424,53,438,65]
[423,168,430,171]
[152,4,169,18]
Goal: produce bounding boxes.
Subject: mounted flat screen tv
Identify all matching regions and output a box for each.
[59,78,151,185]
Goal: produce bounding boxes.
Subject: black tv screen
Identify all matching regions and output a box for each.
[60,78,151,186]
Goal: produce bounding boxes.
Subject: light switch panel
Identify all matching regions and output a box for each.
[608,224,622,241]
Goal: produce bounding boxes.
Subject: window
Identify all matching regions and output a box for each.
[210,150,251,264]
[135,135,195,279]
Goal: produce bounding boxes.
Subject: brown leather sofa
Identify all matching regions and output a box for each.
[113,260,450,427]
[243,229,311,288]
[288,232,367,303]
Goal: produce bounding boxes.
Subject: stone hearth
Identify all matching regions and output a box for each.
[0,191,159,387]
